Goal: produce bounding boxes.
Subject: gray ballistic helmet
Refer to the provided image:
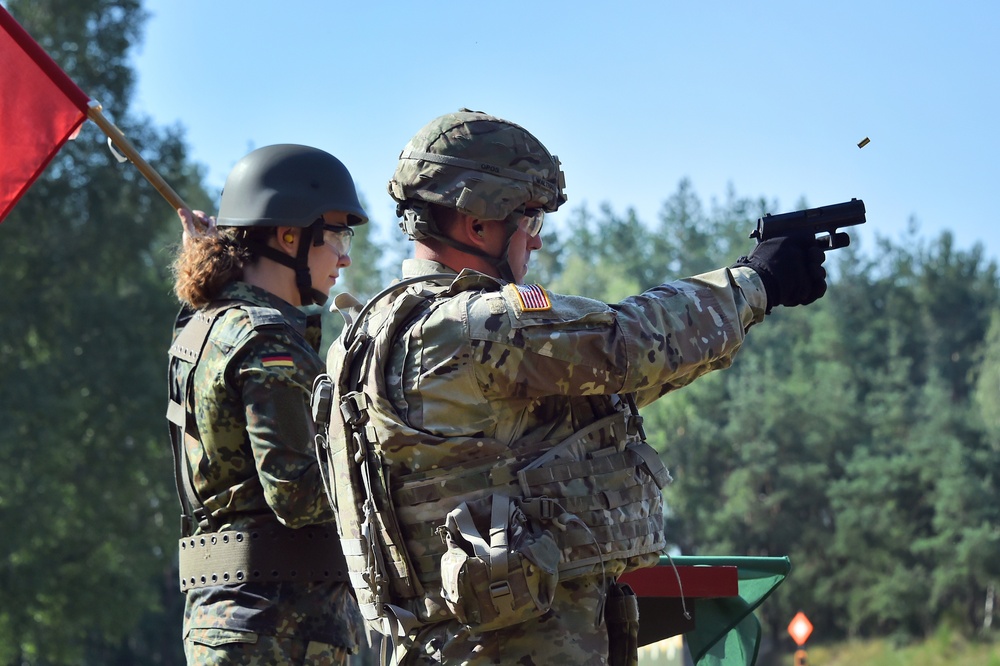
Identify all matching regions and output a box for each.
[216,144,368,306]
[218,144,368,228]
[388,109,566,238]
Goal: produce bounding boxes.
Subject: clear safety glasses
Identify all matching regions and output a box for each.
[513,207,545,237]
[321,224,355,255]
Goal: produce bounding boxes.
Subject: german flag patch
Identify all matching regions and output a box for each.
[507,283,552,312]
[261,354,295,368]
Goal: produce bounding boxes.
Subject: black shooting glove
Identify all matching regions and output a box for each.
[733,233,827,313]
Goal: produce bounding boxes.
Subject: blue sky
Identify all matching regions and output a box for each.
[131,1,1000,266]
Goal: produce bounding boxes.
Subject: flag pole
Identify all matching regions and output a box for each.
[86,101,190,212]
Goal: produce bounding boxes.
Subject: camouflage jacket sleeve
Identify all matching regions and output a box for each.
[462,265,767,408]
[230,327,334,529]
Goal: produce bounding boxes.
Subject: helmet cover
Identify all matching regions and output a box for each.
[388,110,566,225]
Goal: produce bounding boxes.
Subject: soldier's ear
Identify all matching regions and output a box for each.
[275,226,298,254]
[455,214,488,248]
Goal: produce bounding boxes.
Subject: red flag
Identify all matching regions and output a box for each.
[0,6,91,222]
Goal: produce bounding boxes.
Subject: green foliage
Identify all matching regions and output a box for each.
[0,0,204,663]
[975,312,1000,442]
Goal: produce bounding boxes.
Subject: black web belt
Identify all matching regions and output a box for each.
[178,525,349,591]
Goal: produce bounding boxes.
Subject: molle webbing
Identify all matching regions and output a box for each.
[390,412,669,588]
[178,525,348,591]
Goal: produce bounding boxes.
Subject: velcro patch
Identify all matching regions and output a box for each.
[506,283,552,312]
[261,354,295,368]
[485,294,507,315]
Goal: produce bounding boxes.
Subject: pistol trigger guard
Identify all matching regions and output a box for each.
[830,231,851,250]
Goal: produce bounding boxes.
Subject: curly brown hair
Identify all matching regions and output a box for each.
[171,227,272,308]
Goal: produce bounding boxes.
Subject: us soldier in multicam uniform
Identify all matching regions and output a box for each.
[317,110,828,665]
[166,145,367,665]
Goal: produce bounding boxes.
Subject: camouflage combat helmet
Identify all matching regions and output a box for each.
[216,144,368,305]
[388,109,566,282]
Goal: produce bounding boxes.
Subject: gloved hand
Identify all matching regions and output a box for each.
[733,233,827,312]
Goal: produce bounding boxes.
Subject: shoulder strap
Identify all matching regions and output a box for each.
[243,305,287,329]
[322,276,454,646]
[343,273,454,347]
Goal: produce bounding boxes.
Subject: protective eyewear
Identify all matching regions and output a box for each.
[321,224,354,255]
[514,207,545,237]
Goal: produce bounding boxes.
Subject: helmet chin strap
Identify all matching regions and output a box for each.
[431,219,520,283]
[245,222,329,306]
[492,218,520,283]
[434,234,517,282]
[292,224,330,305]
[401,203,520,282]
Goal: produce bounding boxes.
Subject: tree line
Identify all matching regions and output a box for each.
[1,0,997,663]
[538,187,1000,649]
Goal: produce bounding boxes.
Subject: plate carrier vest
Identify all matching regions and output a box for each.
[312,275,671,640]
[167,301,348,591]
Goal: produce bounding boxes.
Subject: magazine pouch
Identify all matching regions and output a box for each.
[439,493,560,634]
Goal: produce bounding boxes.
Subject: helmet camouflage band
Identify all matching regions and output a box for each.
[388,109,567,232]
[218,144,368,228]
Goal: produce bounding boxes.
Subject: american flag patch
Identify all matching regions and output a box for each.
[261,354,295,368]
[509,283,552,312]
